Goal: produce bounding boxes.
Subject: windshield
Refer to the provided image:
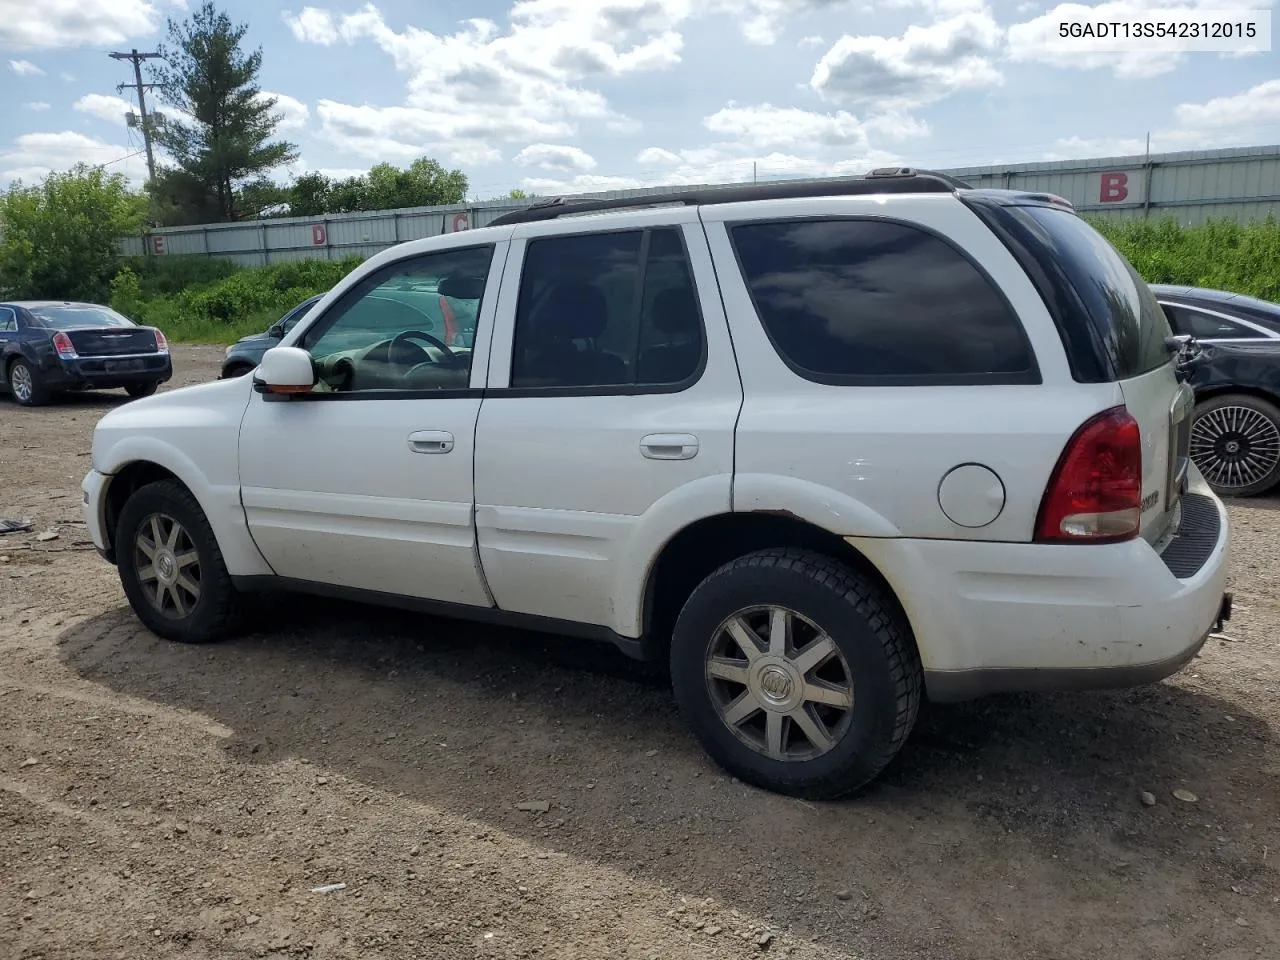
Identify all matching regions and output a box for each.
[1012,206,1171,379]
[27,305,135,330]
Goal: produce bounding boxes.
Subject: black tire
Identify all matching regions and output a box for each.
[1190,393,1280,498]
[8,358,49,406]
[669,548,921,800]
[115,479,240,643]
[125,381,159,399]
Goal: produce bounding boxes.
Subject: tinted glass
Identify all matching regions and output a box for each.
[1013,206,1171,378]
[0,307,15,332]
[27,305,134,329]
[511,227,703,388]
[729,219,1034,382]
[1163,305,1254,340]
[300,245,493,394]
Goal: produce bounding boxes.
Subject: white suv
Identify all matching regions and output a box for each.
[83,170,1232,799]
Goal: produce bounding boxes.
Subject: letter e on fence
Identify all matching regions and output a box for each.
[152,235,166,255]
[311,223,327,246]
[1099,172,1128,203]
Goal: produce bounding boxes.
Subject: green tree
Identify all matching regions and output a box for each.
[281,157,468,216]
[149,1,298,223]
[0,164,146,301]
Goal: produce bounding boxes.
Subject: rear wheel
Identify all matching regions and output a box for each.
[8,359,49,406]
[125,382,159,399]
[115,479,240,643]
[1190,394,1280,498]
[669,548,922,799]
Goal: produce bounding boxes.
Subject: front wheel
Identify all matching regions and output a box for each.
[669,548,922,800]
[115,479,240,643]
[125,381,159,399]
[1190,394,1280,498]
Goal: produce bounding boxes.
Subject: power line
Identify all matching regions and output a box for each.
[109,49,163,182]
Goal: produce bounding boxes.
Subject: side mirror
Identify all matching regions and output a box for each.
[253,346,316,397]
[267,323,285,339]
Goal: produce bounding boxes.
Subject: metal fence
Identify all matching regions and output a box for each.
[118,143,1280,267]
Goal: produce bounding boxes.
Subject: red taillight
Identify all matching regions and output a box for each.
[52,331,77,359]
[1035,406,1142,544]
[154,329,169,353]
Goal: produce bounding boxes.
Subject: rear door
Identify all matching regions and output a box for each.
[472,208,742,637]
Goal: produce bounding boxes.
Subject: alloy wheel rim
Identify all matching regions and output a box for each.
[11,364,32,403]
[134,512,201,619]
[1191,405,1280,489]
[705,605,854,762]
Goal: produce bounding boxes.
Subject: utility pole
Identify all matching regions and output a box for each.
[109,48,163,182]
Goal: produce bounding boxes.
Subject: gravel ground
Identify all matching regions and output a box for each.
[1,345,1277,960]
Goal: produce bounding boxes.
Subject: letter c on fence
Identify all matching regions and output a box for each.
[1099,172,1129,203]
[452,213,469,232]
[311,224,327,245]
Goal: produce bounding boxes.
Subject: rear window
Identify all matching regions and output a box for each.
[1010,206,1171,379]
[27,305,134,329]
[728,218,1038,385]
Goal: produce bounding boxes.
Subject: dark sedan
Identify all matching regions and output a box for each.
[220,294,323,379]
[1152,284,1280,498]
[0,301,172,407]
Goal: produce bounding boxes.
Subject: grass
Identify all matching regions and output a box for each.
[111,216,1280,345]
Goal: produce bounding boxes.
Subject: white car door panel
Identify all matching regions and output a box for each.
[238,240,509,605]
[474,211,742,635]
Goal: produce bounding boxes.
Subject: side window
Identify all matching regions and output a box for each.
[299,245,493,394]
[0,308,15,332]
[1164,304,1254,340]
[510,227,703,389]
[729,218,1038,384]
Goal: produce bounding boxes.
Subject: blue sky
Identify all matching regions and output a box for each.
[0,0,1277,199]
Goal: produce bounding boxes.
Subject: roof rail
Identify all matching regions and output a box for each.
[487,168,974,226]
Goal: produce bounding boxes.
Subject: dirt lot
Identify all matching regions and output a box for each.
[1,344,1277,960]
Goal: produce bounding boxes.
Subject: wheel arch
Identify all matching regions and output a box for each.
[1193,383,1280,407]
[102,461,187,558]
[638,511,918,663]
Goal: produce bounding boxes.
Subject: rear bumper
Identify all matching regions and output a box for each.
[45,354,172,390]
[847,471,1231,702]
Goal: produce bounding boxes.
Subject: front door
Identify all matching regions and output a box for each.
[473,211,742,637]
[237,240,506,606]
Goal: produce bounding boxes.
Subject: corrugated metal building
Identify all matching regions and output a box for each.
[118,143,1280,266]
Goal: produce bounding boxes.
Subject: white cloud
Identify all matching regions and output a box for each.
[24,102,51,111]
[9,59,45,75]
[702,103,872,152]
[260,91,310,132]
[812,12,1004,108]
[0,0,172,50]
[637,146,684,165]
[521,145,904,195]
[73,93,134,126]
[799,34,826,46]
[282,7,338,45]
[514,143,598,172]
[0,131,145,186]
[1175,79,1280,129]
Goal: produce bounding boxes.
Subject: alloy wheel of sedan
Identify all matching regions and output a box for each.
[10,362,34,403]
[1191,401,1280,493]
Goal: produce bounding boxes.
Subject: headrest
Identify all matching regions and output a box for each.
[651,288,701,335]
[438,275,486,300]
[538,282,609,340]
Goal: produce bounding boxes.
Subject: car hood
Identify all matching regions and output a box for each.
[234,332,275,346]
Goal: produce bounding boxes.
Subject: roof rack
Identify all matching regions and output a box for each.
[487,168,974,226]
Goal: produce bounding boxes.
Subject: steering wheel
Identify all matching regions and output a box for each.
[386,330,456,368]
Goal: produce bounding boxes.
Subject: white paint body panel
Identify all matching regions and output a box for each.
[87,376,271,576]
[475,211,742,635]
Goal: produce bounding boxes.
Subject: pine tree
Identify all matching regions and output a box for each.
[149,2,298,222]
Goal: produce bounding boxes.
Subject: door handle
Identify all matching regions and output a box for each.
[640,433,699,460]
[408,430,455,454]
